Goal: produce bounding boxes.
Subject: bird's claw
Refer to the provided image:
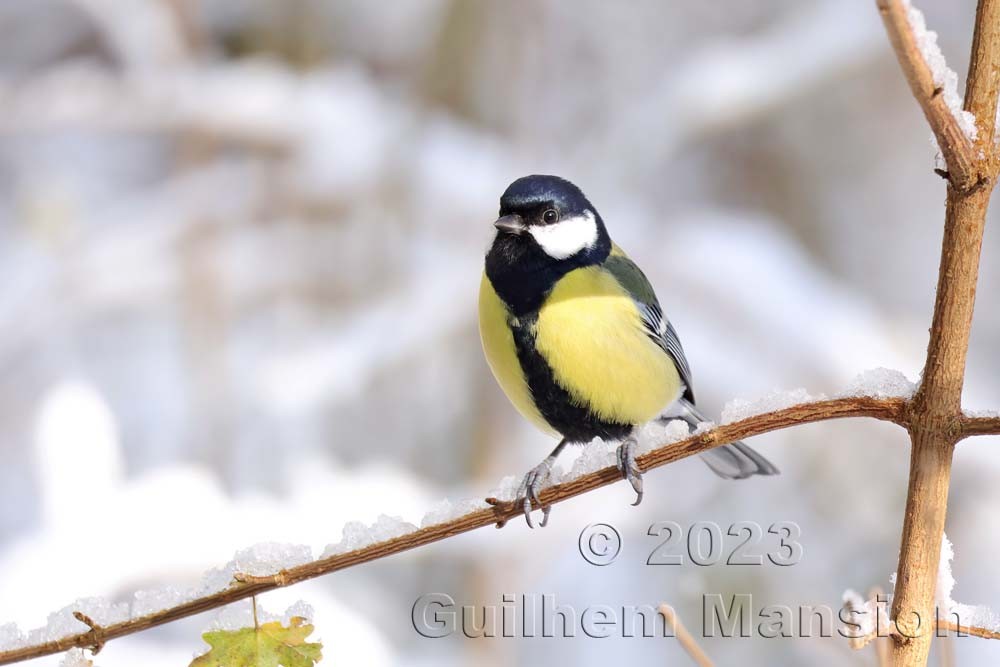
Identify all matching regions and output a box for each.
[515,461,554,528]
[616,437,643,506]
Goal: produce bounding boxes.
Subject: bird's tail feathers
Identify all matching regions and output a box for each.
[658,399,779,480]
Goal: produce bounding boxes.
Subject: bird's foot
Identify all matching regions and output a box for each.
[515,460,555,529]
[616,436,643,506]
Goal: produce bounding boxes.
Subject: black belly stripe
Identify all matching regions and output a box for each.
[509,314,633,443]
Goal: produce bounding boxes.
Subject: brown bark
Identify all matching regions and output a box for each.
[878,1,1000,665]
[876,0,979,191]
[0,397,906,666]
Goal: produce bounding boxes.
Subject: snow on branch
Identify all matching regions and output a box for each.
[877,0,982,190]
[962,410,1000,437]
[843,534,1000,652]
[0,393,909,665]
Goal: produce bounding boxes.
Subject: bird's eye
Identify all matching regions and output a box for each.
[542,209,559,224]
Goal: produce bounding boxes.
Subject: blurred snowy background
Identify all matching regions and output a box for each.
[1,0,999,665]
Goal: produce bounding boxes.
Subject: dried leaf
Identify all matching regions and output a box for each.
[189,617,322,667]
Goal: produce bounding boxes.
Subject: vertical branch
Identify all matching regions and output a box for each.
[883,1,1000,666]
[964,0,1000,151]
[890,432,956,664]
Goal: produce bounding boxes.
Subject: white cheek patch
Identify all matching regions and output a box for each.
[529,210,599,259]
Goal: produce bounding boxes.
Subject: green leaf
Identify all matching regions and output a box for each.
[189,616,323,667]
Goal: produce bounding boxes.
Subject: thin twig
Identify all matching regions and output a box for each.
[849,616,1000,647]
[69,613,103,657]
[876,0,980,190]
[659,604,714,667]
[961,414,1000,437]
[937,619,1000,641]
[0,396,907,666]
[939,634,954,667]
[844,590,1000,650]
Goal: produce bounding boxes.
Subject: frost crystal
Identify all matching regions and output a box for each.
[884,533,1000,633]
[369,514,417,542]
[320,514,419,557]
[197,542,313,596]
[965,407,1000,418]
[320,520,375,558]
[59,648,95,667]
[636,419,691,456]
[485,475,520,503]
[130,585,195,619]
[0,623,24,650]
[24,598,129,645]
[904,0,979,142]
[840,368,916,399]
[566,439,617,479]
[937,533,956,610]
[721,388,822,424]
[841,589,876,637]
[420,497,489,528]
[207,600,311,632]
[231,542,313,577]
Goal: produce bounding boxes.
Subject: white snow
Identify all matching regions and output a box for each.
[841,589,876,637]
[839,368,917,399]
[692,421,717,435]
[937,533,956,608]
[933,534,1000,632]
[721,388,824,424]
[11,598,130,647]
[0,623,24,650]
[320,514,419,558]
[903,0,979,142]
[879,534,1000,634]
[368,515,418,542]
[320,503,422,559]
[197,543,314,597]
[59,648,95,667]
[319,521,376,559]
[565,439,618,479]
[206,600,314,632]
[230,543,313,578]
[485,475,521,503]
[130,586,195,620]
[636,419,692,456]
[419,498,490,528]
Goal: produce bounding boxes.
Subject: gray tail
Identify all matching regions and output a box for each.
[661,399,779,479]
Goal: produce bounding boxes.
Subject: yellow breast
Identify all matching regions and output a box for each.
[478,273,557,434]
[534,266,681,425]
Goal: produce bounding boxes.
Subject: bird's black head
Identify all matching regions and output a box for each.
[485,175,611,315]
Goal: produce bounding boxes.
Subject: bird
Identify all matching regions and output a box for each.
[478,175,778,527]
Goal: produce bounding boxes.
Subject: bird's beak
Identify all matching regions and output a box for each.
[494,214,527,235]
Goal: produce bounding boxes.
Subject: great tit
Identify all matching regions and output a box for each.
[479,175,778,527]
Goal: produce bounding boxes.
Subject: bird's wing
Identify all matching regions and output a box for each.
[603,246,695,403]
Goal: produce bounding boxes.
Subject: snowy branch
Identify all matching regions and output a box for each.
[844,593,1000,651]
[962,414,1000,437]
[0,396,907,666]
[876,0,982,190]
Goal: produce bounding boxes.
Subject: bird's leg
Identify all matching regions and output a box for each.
[515,439,567,528]
[616,434,643,506]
